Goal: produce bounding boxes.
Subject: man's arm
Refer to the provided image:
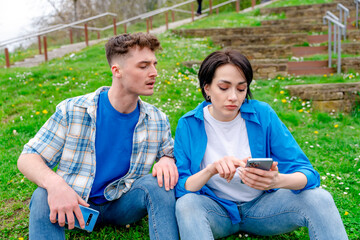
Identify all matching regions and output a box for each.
[18,153,89,229]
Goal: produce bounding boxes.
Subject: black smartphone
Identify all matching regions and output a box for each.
[240,158,273,183]
[245,158,273,170]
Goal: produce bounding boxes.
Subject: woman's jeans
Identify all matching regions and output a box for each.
[29,174,179,240]
[176,188,348,240]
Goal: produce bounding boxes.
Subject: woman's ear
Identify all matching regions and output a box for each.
[204,84,210,97]
[111,64,122,78]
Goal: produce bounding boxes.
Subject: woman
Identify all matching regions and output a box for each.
[174,50,347,239]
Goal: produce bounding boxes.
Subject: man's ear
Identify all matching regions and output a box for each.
[111,64,122,78]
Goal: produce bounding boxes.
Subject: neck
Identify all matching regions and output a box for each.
[108,86,139,114]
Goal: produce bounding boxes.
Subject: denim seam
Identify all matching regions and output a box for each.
[206,209,231,219]
[244,209,317,239]
[132,185,159,240]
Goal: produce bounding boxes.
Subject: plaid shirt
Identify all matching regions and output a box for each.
[22,86,174,201]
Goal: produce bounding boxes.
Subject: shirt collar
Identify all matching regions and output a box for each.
[186,100,260,125]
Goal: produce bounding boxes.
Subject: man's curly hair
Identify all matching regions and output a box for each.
[105,32,161,67]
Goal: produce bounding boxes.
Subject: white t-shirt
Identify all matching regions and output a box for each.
[201,106,263,202]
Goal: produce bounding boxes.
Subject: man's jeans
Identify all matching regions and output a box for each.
[29,174,179,240]
[176,188,348,240]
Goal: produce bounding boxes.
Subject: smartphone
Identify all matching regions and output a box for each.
[245,158,273,170]
[54,205,99,232]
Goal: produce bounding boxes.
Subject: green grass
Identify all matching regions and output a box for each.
[1,0,360,239]
[265,0,334,8]
[1,32,359,239]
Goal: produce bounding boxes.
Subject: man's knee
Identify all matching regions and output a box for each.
[30,187,49,210]
[136,174,175,203]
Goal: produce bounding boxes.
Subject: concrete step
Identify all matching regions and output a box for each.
[260,1,356,16]
[174,24,327,38]
[292,46,328,57]
[288,60,329,69]
[288,66,336,76]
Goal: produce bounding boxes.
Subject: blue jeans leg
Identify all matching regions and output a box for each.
[29,187,65,240]
[176,188,347,240]
[97,174,179,240]
[239,188,348,239]
[176,193,240,240]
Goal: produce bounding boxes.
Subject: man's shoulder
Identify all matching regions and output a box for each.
[57,87,107,110]
[140,100,168,121]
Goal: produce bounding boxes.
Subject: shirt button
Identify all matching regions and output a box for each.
[90,172,94,176]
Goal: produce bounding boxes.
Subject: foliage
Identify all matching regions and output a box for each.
[1,0,360,239]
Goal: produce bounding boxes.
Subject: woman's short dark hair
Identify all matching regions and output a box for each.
[198,50,253,102]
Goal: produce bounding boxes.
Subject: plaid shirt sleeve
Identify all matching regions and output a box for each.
[22,100,68,169]
[156,114,174,161]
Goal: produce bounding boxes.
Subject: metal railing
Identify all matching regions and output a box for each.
[1,0,241,68]
[323,13,346,74]
[337,3,349,39]
[355,0,360,28]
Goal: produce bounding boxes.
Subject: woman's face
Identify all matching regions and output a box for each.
[204,64,247,122]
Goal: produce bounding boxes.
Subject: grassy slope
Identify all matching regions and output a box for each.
[1,0,360,239]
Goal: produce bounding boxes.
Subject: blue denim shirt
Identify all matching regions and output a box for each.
[174,100,320,224]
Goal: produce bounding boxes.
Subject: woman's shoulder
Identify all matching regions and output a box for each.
[245,99,274,113]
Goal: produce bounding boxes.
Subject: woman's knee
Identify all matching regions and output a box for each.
[297,188,337,213]
[176,194,206,220]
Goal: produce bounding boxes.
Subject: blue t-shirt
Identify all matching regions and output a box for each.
[89,90,140,204]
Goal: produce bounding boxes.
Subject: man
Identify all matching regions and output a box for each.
[17,33,179,240]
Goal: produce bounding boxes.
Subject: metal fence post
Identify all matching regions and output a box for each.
[5,48,10,68]
[113,17,117,35]
[165,11,169,30]
[209,0,213,14]
[236,0,240,13]
[38,36,42,54]
[192,3,194,21]
[146,18,149,33]
[337,24,341,74]
[43,36,48,62]
[69,29,73,44]
[150,16,153,30]
[356,0,359,28]
[97,31,100,39]
[172,11,175,22]
[84,23,89,46]
[252,0,256,9]
[124,23,127,33]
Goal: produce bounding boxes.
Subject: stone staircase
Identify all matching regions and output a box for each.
[174,0,360,78]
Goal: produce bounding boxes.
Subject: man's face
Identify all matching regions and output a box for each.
[115,46,158,97]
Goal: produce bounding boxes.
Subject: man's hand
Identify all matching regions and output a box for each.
[152,156,178,191]
[47,176,90,229]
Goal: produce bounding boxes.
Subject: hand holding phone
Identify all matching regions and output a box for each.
[240,158,273,183]
[54,205,99,232]
[245,158,273,170]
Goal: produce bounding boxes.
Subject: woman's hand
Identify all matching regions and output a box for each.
[206,156,248,183]
[185,156,248,192]
[238,162,280,190]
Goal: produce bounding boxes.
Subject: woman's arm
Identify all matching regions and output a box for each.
[185,156,246,192]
